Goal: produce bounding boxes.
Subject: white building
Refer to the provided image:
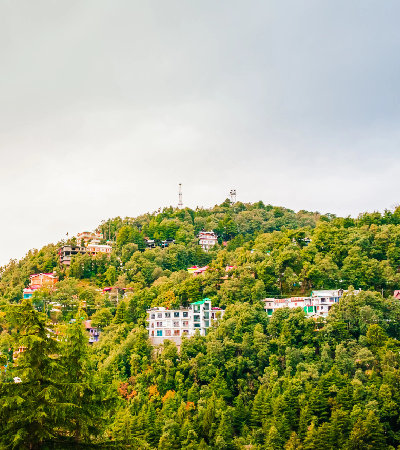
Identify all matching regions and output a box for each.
[264,289,352,318]
[198,231,218,251]
[146,298,224,346]
[86,243,112,256]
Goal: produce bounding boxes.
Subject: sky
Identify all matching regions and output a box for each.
[1,0,400,266]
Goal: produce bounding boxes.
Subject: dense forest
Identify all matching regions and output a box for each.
[1,200,400,449]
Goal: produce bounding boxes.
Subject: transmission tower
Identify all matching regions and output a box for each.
[178,183,183,209]
[230,189,236,204]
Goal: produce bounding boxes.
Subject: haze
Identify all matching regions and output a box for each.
[1,0,400,266]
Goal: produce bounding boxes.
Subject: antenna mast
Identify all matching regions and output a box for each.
[178,183,183,209]
[230,189,236,204]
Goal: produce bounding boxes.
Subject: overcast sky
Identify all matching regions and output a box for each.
[1,1,400,266]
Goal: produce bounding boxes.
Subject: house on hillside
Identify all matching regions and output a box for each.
[84,320,100,343]
[264,288,361,318]
[146,298,224,346]
[198,231,218,251]
[86,243,112,256]
[58,245,86,266]
[76,231,103,246]
[23,272,58,299]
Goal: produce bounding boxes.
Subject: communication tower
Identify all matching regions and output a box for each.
[178,183,183,209]
[230,189,236,204]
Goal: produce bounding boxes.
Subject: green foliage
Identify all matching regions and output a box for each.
[2,201,400,448]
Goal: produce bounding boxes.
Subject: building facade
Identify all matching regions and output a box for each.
[86,243,112,256]
[264,289,347,318]
[23,272,59,299]
[84,320,100,343]
[146,299,224,346]
[198,231,218,251]
[58,245,86,266]
[76,231,103,246]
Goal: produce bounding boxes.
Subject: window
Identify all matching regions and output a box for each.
[204,312,209,319]
[194,305,200,312]
[183,312,188,317]
[204,303,209,310]
[156,330,162,336]
[173,330,180,336]
[183,320,189,326]
[166,321,171,327]
[173,321,179,327]
[165,312,171,318]
[157,313,162,318]
[157,322,163,327]
[194,324,200,328]
[174,312,179,318]
[151,314,155,319]
[267,309,273,315]
[165,330,171,336]
[194,315,200,322]
[183,330,189,335]
[150,323,154,328]
[151,330,154,336]
[205,320,210,327]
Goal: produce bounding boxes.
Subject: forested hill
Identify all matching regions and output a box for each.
[1,201,400,448]
[1,200,400,305]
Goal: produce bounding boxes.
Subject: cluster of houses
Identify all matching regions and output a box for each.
[263,288,362,318]
[58,231,112,266]
[19,229,369,349]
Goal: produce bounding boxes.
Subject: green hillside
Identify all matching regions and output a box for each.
[1,200,400,449]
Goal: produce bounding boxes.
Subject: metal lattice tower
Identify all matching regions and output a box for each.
[178,183,183,209]
[230,189,236,204]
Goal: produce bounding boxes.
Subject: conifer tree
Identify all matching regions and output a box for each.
[114,300,128,324]
[347,411,386,450]
[146,402,160,446]
[284,431,303,450]
[215,411,234,449]
[0,300,67,448]
[303,423,318,450]
[202,392,218,440]
[265,425,282,450]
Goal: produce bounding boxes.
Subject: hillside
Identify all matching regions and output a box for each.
[1,200,400,449]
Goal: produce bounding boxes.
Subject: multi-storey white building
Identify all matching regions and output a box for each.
[198,231,218,251]
[146,299,224,346]
[264,289,354,318]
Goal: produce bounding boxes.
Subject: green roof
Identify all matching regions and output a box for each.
[190,298,211,305]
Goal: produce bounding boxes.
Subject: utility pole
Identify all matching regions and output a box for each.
[178,183,183,209]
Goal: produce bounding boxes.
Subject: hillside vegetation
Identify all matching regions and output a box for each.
[1,200,400,449]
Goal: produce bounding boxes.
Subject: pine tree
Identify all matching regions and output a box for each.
[215,411,234,449]
[347,411,386,450]
[303,423,318,450]
[233,394,250,433]
[62,311,106,443]
[252,386,267,428]
[146,402,160,446]
[202,392,218,440]
[114,300,128,324]
[284,431,303,450]
[0,300,104,448]
[265,425,282,450]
